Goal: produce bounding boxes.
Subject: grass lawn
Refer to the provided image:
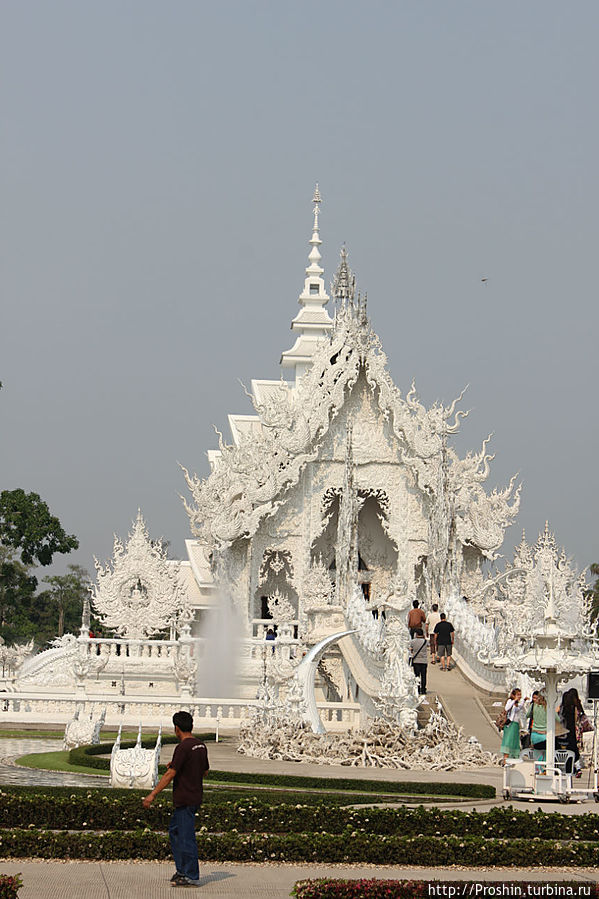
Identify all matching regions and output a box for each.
[16,750,109,777]
[13,749,480,805]
[0,729,169,741]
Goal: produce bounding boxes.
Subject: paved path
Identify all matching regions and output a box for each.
[0,860,597,898]
[426,662,501,752]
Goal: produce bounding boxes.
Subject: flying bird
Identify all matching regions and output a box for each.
[481,277,489,285]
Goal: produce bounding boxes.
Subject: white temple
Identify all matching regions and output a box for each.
[1,187,597,732]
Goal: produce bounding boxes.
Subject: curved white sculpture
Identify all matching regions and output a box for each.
[63,706,106,750]
[109,724,162,789]
[290,630,356,734]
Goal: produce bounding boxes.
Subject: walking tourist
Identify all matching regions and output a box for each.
[143,711,210,887]
[521,690,539,749]
[407,600,426,638]
[500,688,527,761]
[265,627,276,652]
[433,613,455,670]
[557,688,586,775]
[426,603,441,663]
[528,691,548,753]
[409,627,428,694]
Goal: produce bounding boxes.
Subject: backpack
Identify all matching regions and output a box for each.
[494,709,508,731]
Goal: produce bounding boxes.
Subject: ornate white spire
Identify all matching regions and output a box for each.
[281,184,333,384]
[331,244,356,303]
[92,510,186,639]
[306,184,323,279]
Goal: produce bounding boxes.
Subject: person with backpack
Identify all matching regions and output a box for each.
[409,627,428,695]
[500,688,527,762]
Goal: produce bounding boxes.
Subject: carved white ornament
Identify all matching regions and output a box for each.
[345,586,384,658]
[183,302,519,567]
[303,557,334,610]
[0,639,34,678]
[63,706,106,750]
[92,511,186,639]
[109,724,162,790]
[266,588,296,626]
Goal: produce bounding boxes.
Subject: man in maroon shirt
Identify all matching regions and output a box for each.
[143,711,210,887]
[407,600,426,638]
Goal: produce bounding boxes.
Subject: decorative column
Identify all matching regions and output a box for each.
[175,623,197,700]
[545,670,558,775]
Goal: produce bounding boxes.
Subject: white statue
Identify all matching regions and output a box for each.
[109,724,162,789]
[64,706,106,750]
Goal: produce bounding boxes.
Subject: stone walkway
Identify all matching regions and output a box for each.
[0,860,597,899]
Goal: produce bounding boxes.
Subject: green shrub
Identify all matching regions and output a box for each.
[201,769,495,799]
[68,733,211,771]
[0,830,598,866]
[69,744,496,799]
[1,790,599,841]
[0,783,395,810]
[0,875,22,899]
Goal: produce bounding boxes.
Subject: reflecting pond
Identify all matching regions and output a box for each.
[0,737,109,787]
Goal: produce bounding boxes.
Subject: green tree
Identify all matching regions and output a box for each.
[40,564,91,638]
[0,490,80,645]
[0,489,78,567]
[0,547,37,644]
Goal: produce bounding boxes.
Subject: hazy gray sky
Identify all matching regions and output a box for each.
[1,2,598,580]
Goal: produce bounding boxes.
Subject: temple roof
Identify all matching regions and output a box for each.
[181,190,520,564]
[280,184,332,382]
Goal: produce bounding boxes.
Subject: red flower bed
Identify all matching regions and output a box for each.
[0,874,22,899]
[292,880,599,899]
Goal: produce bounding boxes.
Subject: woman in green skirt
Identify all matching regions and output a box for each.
[500,688,527,761]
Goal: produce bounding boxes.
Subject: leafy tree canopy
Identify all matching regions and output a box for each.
[0,547,38,644]
[41,564,91,638]
[0,489,78,566]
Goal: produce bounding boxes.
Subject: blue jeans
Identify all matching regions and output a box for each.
[169,805,199,883]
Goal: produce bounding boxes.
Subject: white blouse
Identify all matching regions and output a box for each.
[505,698,524,723]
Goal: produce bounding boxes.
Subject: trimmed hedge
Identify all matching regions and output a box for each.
[292,881,599,899]
[0,875,22,899]
[0,830,598,866]
[201,770,496,799]
[69,743,495,799]
[1,790,599,840]
[0,783,402,809]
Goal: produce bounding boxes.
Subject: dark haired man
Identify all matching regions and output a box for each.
[433,613,455,671]
[143,711,210,887]
[407,600,426,638]
[426,603,442,664]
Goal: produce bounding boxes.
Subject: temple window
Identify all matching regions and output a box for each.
[260,596,272,620]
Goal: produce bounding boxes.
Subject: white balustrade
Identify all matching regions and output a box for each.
[0,691,361,730]
[251,618,300,639]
